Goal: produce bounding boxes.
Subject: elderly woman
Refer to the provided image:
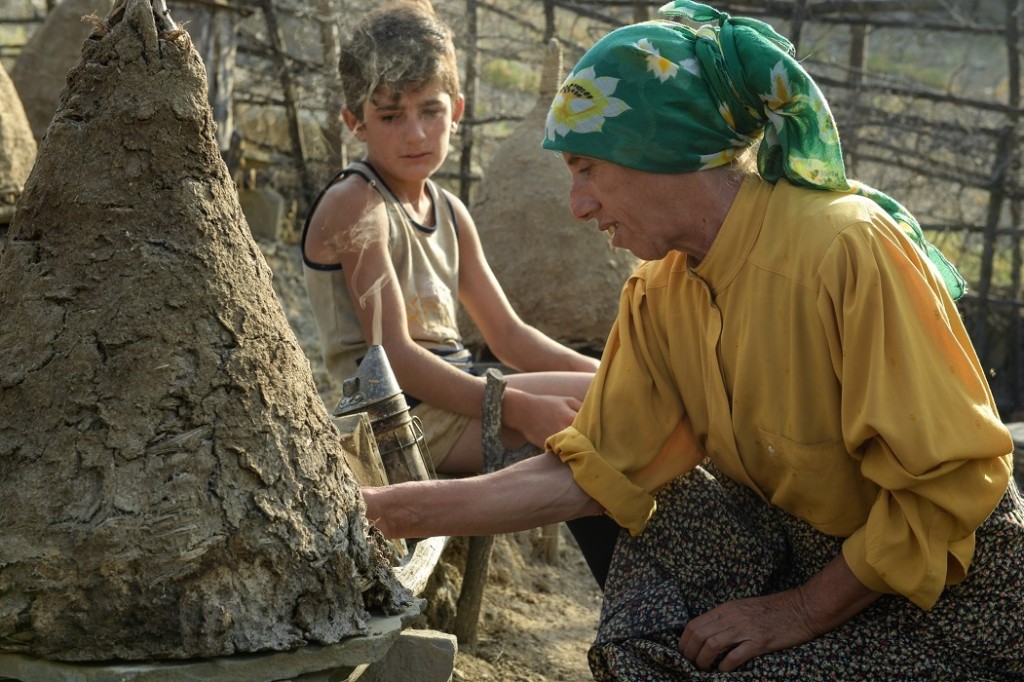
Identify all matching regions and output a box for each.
[362,1,1024,678]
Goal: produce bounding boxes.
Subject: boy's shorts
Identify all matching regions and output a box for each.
[409,401,472,470]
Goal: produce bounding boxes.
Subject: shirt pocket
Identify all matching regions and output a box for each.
[756,428,865,535]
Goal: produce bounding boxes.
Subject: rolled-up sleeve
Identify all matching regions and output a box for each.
[546,266,705,534]
[820,219,1013,609]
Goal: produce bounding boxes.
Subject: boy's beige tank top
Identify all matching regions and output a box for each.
[302,161,463,385]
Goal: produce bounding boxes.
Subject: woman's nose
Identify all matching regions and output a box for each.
[569,186,598,221]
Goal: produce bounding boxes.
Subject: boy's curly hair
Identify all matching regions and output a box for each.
[339,0,461,119]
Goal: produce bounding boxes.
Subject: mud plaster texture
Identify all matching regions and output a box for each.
[468,40,639,353]
[0,62,36,222]
[217,236,604,682]
[10,0,115,143]
[0,0,408,663]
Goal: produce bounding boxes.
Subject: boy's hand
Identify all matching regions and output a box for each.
[502,389,582,449]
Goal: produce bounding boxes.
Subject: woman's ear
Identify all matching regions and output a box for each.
[342,107,366,141]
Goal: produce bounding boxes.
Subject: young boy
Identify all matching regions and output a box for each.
[301,0,599,478]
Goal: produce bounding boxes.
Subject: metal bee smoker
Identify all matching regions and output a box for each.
[333,344,434,484]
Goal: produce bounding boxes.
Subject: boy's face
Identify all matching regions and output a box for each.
[344,82,464,187]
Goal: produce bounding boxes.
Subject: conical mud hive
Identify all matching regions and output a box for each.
[0,61,36,224]
[471,40,639,351]
[0,0,408,662]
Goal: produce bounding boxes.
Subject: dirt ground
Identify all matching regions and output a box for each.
[261,239,603,681]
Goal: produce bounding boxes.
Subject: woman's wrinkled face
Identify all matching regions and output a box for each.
[563,153,684,261]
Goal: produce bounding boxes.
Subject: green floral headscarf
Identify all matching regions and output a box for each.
[543,0,965,299]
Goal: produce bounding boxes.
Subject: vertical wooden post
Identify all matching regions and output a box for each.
[543,0,555,43]
[788,0,809,54]
[844,23,869,175]
[209,11,237,154]
[315,0,344,173]
[260,0,317,202]
[973,125,1012,357]
[459,0,478,205]
[973,0,1022,364]
[453,534,494,654]
[1002,0,1022,414]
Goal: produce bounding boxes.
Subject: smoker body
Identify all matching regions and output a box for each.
[333,345,434,484]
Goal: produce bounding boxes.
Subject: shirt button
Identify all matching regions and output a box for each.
[767,445,776,455]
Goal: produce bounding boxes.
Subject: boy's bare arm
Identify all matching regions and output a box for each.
[361,451,605,539]
[309,182,591,428]
[304,179,378,265]
[310,180,492,419]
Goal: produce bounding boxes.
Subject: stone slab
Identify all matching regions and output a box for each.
[358,629,456,682]
[238,187,285,242]
[0,606,424,682]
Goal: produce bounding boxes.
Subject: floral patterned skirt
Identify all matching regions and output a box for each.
[589,464,1024,681]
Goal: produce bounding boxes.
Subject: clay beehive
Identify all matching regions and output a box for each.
[470,40,639,352]
[0,0,407,662]
[0,61,36,225]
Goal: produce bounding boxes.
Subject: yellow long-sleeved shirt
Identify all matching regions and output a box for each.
[547,175,1013,609]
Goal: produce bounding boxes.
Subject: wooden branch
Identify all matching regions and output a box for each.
[171,0,254,16]
[393,536,449,597]
[462,114,525,126]
[477,0,545,35]
[545,0,1009,35]
[237,40,328,74]
[813,15,1010,36]
[556,0,957,17]
[453,534,494,654]
[837,100,1003,139]
[551,0,623,26]
[151,0,177,31]
[851,151,993,189]
[812,72,1024,115]
[688,0,929,9]
[919,223,1024,237]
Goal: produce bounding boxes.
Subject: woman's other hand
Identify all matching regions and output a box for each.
[679,552,881,671]
[678,589,818,672]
